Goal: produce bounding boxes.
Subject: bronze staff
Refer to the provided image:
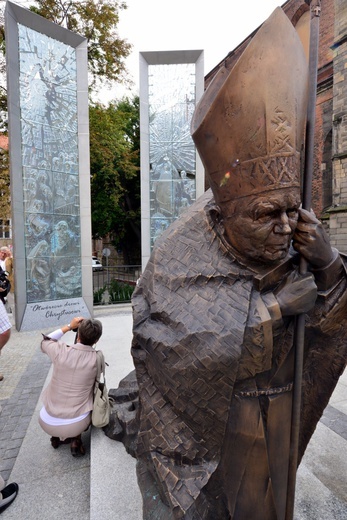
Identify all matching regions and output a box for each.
[285,2,322,519]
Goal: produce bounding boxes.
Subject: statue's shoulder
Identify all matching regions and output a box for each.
[140,190,242,290]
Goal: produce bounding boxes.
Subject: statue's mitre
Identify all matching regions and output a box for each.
[191,7,308,204]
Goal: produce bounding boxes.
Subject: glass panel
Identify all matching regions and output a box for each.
[148,63,196,248]
[18,24,81,302]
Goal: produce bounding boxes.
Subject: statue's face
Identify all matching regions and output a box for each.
[221,189,300,264]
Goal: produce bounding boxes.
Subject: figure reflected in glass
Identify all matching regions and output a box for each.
[51,220,79,257]
[54,260,82,299]
[152,157,193,220]
[27,212,50,238]
[28,240,51,301]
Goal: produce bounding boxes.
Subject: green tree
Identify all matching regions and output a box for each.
[89,96,140,264]
[0,2,7,131]
[0,147,10,218]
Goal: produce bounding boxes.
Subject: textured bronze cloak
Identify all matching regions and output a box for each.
[131,190,347,519]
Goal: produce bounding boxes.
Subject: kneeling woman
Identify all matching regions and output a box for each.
[39,317,102,457]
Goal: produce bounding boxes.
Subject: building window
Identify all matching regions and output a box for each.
[0,219,11,239]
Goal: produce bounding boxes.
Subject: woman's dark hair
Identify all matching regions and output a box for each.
[78,319,103,346]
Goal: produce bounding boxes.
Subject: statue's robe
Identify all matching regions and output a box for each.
[131,190,347,520]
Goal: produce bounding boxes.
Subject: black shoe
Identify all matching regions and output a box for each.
[50,436,60,449]
[50,436,72,449]
[0,482,19,513]
[70,436,85,457]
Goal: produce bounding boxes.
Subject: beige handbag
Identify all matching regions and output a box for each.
[92,350,111,428]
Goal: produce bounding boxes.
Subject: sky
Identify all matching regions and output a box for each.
[110,0,285,100]
[13,0,284,101]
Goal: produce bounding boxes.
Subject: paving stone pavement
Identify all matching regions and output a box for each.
[0,314,51,482]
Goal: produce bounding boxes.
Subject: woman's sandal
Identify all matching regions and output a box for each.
[70,436,85,457]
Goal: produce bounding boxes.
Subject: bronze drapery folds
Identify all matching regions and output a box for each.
[129,7,347,520]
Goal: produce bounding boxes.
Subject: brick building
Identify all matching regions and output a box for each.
[205,0,347,252]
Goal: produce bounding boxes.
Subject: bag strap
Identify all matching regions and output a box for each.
[94,350,106,396]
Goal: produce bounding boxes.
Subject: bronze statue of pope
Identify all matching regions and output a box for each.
[130,8,347,519]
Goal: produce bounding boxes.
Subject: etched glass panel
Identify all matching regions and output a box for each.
[18,24,81,302]
[148,63,196,247]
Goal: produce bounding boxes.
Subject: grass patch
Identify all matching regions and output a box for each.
[108,279,135,303]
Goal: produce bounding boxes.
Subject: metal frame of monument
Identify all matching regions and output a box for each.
[5,1,93,331]
[139,50,204,269]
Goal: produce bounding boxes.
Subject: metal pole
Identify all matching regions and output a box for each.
[285,3,321,519]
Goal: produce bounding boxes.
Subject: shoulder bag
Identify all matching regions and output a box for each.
[92,350,111,428]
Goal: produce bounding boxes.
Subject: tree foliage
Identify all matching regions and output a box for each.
[29,0,132,89]
[0,1,7,131]
[89,96,140,263]
[0,147,10,218]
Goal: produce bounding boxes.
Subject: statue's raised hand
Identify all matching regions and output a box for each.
[292,208,334,269]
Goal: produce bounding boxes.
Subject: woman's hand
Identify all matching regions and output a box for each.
[69,316,85,330]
